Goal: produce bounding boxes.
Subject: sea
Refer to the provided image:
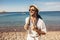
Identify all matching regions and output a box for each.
[0,11,60,28]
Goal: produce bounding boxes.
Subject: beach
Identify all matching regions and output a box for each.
[0,26,60,40]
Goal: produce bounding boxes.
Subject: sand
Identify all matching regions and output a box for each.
[0,31,60,40]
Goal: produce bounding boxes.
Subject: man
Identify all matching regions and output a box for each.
[24,5,46,40]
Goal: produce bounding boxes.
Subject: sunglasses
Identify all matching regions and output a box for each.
[29,9,36,11]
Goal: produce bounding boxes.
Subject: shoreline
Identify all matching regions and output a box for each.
[0,25,60,32]
[0,26,26,32]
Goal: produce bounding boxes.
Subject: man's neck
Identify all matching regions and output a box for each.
[31,14,37,18]
[30,16,37,20]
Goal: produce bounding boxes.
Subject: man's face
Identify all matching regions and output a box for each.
[29,7,36,16]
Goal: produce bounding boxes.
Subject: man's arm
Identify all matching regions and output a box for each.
[36,19,47,35]
[24,17,30,30]
[24,24,29,30]
[38,20,46,35]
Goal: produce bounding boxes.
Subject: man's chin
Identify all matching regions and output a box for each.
[30,14,35,16]
[31,14,34,16]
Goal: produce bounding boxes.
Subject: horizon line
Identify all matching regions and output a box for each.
[2,11,60,12]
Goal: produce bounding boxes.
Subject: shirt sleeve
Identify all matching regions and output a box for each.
[41,20,47,33]
[25,17,29,24]
[38,19,47,33]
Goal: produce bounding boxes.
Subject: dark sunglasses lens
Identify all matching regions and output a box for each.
[32,9,35,11]
[29,9,35,11]
[29,9,30,11]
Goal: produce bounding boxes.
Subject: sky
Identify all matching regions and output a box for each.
[0,0,60,12]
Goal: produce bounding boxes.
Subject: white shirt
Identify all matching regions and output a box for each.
[25,17,46,37]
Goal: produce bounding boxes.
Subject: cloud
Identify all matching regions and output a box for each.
[37,2,60,11]
[0,5,28,12]
[0,2,60,12]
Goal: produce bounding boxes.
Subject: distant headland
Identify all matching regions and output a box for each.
[0,10,6,13]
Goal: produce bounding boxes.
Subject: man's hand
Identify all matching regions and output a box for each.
[31,26,35,30]
[24,24,29,30]
[31,25,38,31]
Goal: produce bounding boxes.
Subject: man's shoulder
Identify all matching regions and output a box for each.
[38,18,44,23]
[26,17,29,19]
[25,17,29,20]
